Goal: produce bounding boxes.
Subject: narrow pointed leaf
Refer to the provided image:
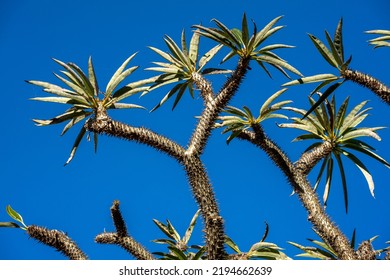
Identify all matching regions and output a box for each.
[106,53,137,95]
[182,210,200,245]
[64,126,87,166]
[260,88,288,115]
[303,82,342,119]
[308,34,338,68]
[199,44,223,69]
[88,56,99,96]
[334,18,344,61]
[334,152,348,213]
[189,30,200,65]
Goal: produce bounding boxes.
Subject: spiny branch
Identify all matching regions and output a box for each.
[342,68,390,106]
[95,200,155,260]
[237,124,357,259]
[294,141,334,175]
[85,116,186,163]
[186,57,251,156]
[27,225,87,260]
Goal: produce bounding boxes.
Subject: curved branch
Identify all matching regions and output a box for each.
[85,116,186,162]
[237,124,357,259]
[186,57,250,156]
[342,68,390,106]
[294,141,334,175]
[27,225,87,260]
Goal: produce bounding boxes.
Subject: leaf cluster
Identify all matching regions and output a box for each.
[280,95,390,212]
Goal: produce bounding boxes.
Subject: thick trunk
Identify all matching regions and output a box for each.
[86,117,227,259]
[183,155,227,259]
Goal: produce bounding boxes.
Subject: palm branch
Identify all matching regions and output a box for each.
[152,210,206,260]
[28,55,152,164]
[144,29,229,110]
[193,13,302,79]
[279,94,390,212]
[216,88,291,143]
[366,29,390,48]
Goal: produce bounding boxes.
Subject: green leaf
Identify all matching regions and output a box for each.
[182,210,200,245]
[342,150,375,197]
[283,73,339,87]
[164,35,192,69]
[64,126,87,166]
[303,82,342,119]
[6,205,26,227]
[211,18,242,48]
[342,142,390,169]
[189,30,200,65]
[30,96,73,104]
[251,16,283,50]
[198,44,223,70]
[225,236,241,253]
[333,18,344,62]
[153,219,176,240]
[325,30,343,67]
[168,246,187,260]
[256,55,302,77]
[334,152,348,213]
[0,222,21,228]
[308,34,338,68]
[260,88,288,116]
[241,13,249,46]
[88,56,99,96]
[323,157,334,207]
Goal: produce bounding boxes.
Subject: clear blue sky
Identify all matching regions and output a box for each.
[1,0,389,260]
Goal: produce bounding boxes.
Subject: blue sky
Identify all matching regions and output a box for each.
[1,0,389,260]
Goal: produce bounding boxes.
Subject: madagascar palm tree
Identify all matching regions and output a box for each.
[283,19,390,114]
[279,94,390,212]
[144,30,228,109]
[193,13,302,78]
[28,55,152,164]
[216,88,291,143]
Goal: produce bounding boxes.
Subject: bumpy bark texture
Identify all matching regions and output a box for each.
[85,117,185,162]
[183,155,226,259]
[187,57,250,156]
[95,233,155,260]
[27,225,87,260]
[342,69,390,106]
[356,240,376,260]
[237,125,357,259]
[294,141,334,175]
[95,200,155,260]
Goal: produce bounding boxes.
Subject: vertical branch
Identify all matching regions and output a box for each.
[187,57,250,156]
[95,200,155,260]
[183,155,226,259]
